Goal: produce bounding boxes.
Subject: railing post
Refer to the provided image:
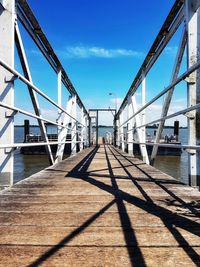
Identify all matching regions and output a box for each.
[131,95,149,164]
[88,116,91,147]
[113,117,117,147]
[117,119,120,148]
[80,107,84,151]
[83,113,87,148]
[55,95,73,163]
[185,0,200,187]
[0,0,15,185]
[57,67,62,148]
[120,112,125,152]
[128,96,133,155]
[141,70,146,149]
[71,94,77,155]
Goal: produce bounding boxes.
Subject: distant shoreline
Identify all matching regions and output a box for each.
[14,125,187,129]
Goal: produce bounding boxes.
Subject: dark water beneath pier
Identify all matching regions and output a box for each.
[13,126,189,185]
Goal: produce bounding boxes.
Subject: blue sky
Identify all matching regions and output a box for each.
[14,0,187,126]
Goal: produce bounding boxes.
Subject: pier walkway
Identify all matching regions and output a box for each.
[0,145,200,266]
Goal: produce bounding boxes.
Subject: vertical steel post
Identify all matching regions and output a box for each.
[55,96,73,163]
[83,113,87,148]
[120,111,125,152]
[88,116,91,147]
[113,116,117,147]
[57,68,62,148]
[56,68,62,163]
[128,96,133,155]
[0,0,15,185]
[80,107,84,151]
[131,94,149,164]
[96,110,99,146]
[141,70,146,148]
[116,119,120,148]
[71,95,77,155]
[185,0,200,187]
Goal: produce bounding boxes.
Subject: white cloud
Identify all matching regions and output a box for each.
[41,108,58,122]
[145,102,187,126]
[58,46,144,59]
[164,46,178,55]
[110,97,123,106]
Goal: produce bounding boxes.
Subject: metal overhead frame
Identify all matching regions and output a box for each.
[89,109,116,146]
[16,0,88,117]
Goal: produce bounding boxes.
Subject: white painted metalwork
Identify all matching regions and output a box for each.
[0,0,15,184]
[55,96,74,163]
[71,95,77,155]
[15,21,54,165]
[127,96,133,155]
[150,29,187,164]
[115,0,200,186]
[185,0,200,186]
[0,0,90,186]
[119,112,125,152]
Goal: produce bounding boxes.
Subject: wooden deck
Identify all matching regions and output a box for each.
[0,145,200,266]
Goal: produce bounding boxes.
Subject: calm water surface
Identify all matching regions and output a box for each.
[13,126,189,185]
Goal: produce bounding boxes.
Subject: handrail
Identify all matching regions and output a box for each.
[0,58,86,128]
[0,101,82,133]
[119,60,200,129]
[126,99,200,132]
[0,141,82,149]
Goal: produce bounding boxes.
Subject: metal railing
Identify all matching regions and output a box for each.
[114,0,200,187]
[0,0,91,185]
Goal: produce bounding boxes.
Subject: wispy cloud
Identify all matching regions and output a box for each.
[57,46,144,59]
[164,46,178,55]
[110,97,123,106]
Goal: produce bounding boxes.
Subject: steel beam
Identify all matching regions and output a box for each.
[119,60,200,129]
[141,70,147,149]
[119,112,125,152]
[185,0,200,187]
[131,95,149,164]
[15,22,54,165]
[80,107,84,151]
[71,95,77,155]
[16,1,88,116]
[150,29,187,165]
[116,0,184,119]
[0,0,15,185]
[55,96,73,162]
[127,96,134,155]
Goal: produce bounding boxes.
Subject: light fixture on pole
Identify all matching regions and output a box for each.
[109,92,117,112]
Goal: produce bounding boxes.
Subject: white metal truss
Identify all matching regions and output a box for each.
[150,28,187,165]
[55,96,73,163]
[0,0,90,185]
[15,21,54,165]
[119,112,125,152]
[71,95,77,155]
[127,96,134,155]
[129,95,149,164]
[0,0,15,184]
[185,0,200,187]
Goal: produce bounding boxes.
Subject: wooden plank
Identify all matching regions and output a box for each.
[0,145,200,266]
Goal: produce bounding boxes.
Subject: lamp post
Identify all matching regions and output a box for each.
[109,92,118,147]
[109,92,117,112]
